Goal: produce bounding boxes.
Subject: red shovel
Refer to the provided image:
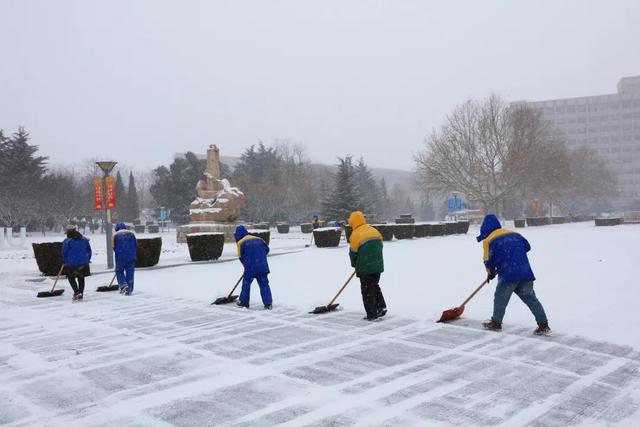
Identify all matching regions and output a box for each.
[437,278,489,323]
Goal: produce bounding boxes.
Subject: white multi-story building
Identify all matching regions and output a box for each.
[518,76,640,206]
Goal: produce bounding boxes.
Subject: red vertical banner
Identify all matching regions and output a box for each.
[105,176,116,209]
[93,179,103,211]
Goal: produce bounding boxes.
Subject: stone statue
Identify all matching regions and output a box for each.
[189,145,245,223]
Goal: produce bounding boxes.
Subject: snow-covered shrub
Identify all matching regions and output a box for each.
[371,224,394,241]
[32,242,63,276]
[313,228,341,247]
[456,221,470,234]
[136,237,162,267]
[186,233,224,261]
[249,230,270,245]
[414,224,429,238]
[394,224,415,239]
[276,223,290,234]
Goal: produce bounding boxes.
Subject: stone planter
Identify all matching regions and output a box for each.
[313,228,342,247]
[133,219,141,226]
[551,217,566,224]
[414,223,429,238]
[186,232,224,261]
[254,223,270,230]
[345,225,353,242]
[526,217,551,227]
[456,221,470,234]
[514,219,526,228]
[430,223,445,236]
[147,224,160,233]
[136,237,162,267]
[300,223,313,234]
[276,223,290,234]
[595,217,623,226]
[134,224,146,234]
[371,224,394,241]
[249,230,271,245]
[32,242,64,276]
[145,220,154,226]
[394,224,415,240]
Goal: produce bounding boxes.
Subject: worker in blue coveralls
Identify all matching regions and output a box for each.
[476,214,551,336]
[234,225,273,310]
[113,222,137,295]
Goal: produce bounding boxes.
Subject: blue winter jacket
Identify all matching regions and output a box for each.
[478,215,536,285]
[113,222,137,264]
[234,225,270,275]
[62,235,92,267]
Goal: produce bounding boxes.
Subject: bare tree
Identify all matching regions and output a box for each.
[415,96,570,216]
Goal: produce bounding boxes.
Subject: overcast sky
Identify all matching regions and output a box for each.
[1,0,639,171]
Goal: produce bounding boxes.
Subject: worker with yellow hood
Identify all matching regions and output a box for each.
[348,211,387,320]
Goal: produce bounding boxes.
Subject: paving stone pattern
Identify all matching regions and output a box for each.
[1,283,640,426]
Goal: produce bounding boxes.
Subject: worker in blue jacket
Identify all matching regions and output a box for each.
[113,222,137,295]
[477,214,550,335]
[234,225,272,310]
[62,227,92,301]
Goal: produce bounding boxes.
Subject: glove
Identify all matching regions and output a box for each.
[487,270,496,282]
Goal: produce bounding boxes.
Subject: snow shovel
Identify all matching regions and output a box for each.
[437,278,489,323]
[305,233,314,248]
[36,265,65,298]
[211,275,244,305]
[96,274,119,292]
[310,271,356,314]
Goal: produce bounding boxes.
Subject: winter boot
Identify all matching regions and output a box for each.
[119,286,127,294]
[72,293,80,301]
[236,301,249,309]
[534,323,551,336]
[377,308,387,318]
[482,319,502,332]
[264,304,272,310]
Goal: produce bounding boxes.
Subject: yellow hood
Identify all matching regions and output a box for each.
[348,211,366,229]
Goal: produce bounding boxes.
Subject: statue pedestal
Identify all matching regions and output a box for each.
[176,222,239,243]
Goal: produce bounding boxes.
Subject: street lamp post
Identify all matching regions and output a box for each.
[96,161,117,269]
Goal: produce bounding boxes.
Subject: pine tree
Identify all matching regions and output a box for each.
[322,156,361,221]
[126,172,140,222]
[114,171,126,221]
[353,157,377,214]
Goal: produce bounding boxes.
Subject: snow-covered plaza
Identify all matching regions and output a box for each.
[2,222,640,426]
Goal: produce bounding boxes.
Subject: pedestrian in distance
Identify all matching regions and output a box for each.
[113,222,137,295]
[312,215,321,230]
[62,227,92,301]
[234,225,273,310]
[476,214,551,335]
[348,210,387,321]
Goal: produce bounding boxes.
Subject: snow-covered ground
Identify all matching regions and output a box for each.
[2,222,640,425]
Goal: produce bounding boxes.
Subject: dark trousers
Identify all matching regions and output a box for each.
[360,273,386,318]
[240,272,272,306]
[68,276,85,295]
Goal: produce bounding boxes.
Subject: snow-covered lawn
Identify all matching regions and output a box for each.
[2,222,640,425]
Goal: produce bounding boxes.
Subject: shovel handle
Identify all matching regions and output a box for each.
[50,264,65,292]
[460,278,489,308]
[227,275,244,298]
[327,271,357,307]
[109,273,117,286]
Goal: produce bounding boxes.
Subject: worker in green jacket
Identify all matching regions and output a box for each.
[348,210,386,321]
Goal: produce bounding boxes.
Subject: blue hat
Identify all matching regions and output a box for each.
[476,214,501,242]
[234,225,249,242]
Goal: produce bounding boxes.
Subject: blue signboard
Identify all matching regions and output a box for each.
[159,208,167,221]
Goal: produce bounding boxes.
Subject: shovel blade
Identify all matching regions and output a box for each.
[211,295,239,305]
[437,306,464,323]
[96,285,120,292]
[37,289,65,298]
[309,303,339,314]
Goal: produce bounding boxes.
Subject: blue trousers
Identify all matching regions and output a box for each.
[492,281,548,325]
[239,272,272,306]
[116,260,135,292]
